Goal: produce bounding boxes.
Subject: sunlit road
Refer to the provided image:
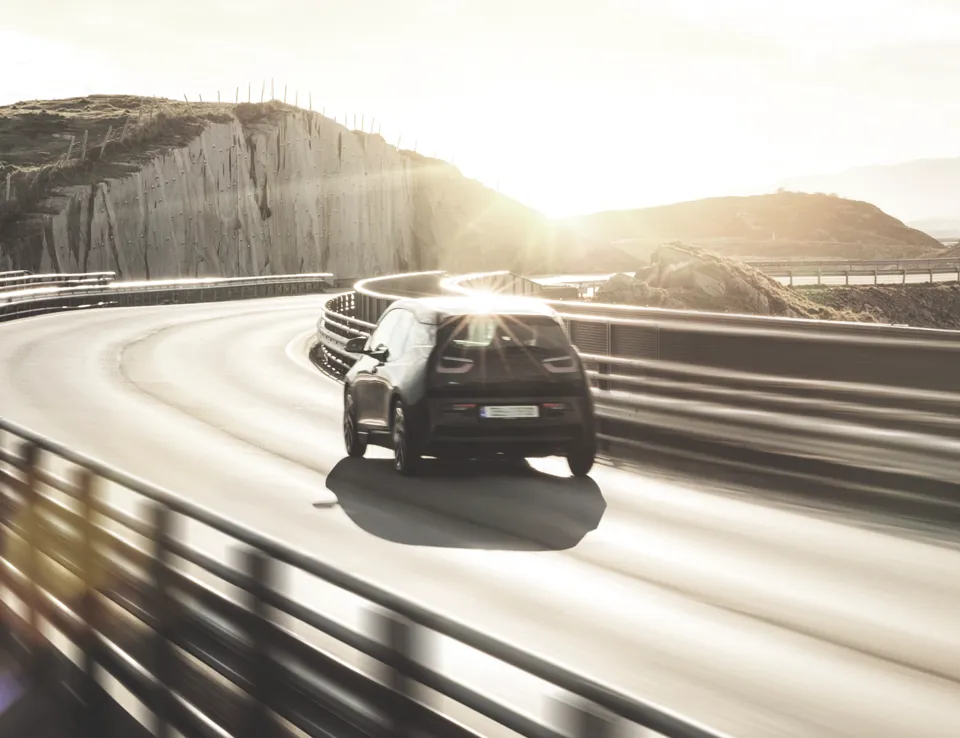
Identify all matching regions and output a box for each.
[2,297,959,738]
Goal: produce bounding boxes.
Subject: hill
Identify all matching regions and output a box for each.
[563,192,944,262]
[776,158,960,225]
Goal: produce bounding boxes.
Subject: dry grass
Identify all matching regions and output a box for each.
[806,282,960,329]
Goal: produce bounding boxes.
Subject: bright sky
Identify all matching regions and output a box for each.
[4,0,960,217]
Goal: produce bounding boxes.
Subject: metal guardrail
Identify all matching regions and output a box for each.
[530,260,960,293]
[313,272,960,492]
[0,273,337,322]
[747,257,960,272]
[0,271,116,290]
[317,285,960,488]
[0,414,731,738]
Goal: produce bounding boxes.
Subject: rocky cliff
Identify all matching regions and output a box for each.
[0,96,554,279]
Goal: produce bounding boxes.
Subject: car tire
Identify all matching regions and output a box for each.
[343,391,367,458]
[566,439,595,477]
[392,401,421,476]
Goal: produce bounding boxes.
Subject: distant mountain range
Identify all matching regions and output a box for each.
[775,158,960,235]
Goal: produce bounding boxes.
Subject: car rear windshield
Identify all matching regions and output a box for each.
[437,314,571,351]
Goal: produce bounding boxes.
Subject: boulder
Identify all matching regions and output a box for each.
[652,243,696,269]
[633,264,659,284]
[692,271,726,298]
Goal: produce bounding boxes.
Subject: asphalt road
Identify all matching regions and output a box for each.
[2,297,959,738]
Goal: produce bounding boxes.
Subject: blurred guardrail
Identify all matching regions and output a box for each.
[0,414,730,738]
[0,272,338,321]
[316,271,960,492]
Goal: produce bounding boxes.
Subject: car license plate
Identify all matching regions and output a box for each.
[480,405,540,419]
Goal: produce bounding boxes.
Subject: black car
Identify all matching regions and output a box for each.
[341,296,596,476]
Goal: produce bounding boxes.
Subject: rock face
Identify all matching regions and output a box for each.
[593,242,862,319]
[0,99,553,279]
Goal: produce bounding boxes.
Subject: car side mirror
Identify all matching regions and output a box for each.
[344,336,367,354]
[370,346,389,363]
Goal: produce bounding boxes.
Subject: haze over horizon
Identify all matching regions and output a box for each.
[5,0,960,218]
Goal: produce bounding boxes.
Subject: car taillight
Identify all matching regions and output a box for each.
[542,355,577,373]
[443,403,477,414]
[436,355,474,374]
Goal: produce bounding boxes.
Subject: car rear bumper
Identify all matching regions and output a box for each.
[422,395,593,457]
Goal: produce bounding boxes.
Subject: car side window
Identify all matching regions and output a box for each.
[410,319,436,350]
[384,310,415,361]
[368,310,401,352]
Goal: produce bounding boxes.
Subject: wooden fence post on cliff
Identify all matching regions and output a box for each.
[65,135,75,165]
[284,84,287,104]
[261,80,265,103]
[5,173,10,202]
[99,126,113,159]
[81,130,88,161]
[248,83,251,103]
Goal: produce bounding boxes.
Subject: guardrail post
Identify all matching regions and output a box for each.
[148,504,175,738]
[873,269,878,285]
[844,270,849,286]
[550,695,617,738]
[929,268,934,283]
[816,269,821,285]
[76,469,105,734]
[242,548,279,738]
[20,442,49,681]
[371,608,423,738]
[597,322,613,391]
[902,269,907,284]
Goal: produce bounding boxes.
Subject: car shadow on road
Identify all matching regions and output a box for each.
[324,457,606,551]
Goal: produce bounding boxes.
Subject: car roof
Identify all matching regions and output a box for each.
[388,295,560,323]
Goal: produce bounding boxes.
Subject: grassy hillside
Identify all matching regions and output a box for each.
[565,192,945,261]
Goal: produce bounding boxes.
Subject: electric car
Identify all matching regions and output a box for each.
[341,295,596,476]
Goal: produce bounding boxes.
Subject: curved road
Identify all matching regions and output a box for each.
[2,296,960,737]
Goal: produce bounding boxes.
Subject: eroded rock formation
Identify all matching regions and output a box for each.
[0,100,554,279]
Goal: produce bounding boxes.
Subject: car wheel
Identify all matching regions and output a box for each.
[566,439,595,477]
[343,392,367,458]
[392,402,421,476]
